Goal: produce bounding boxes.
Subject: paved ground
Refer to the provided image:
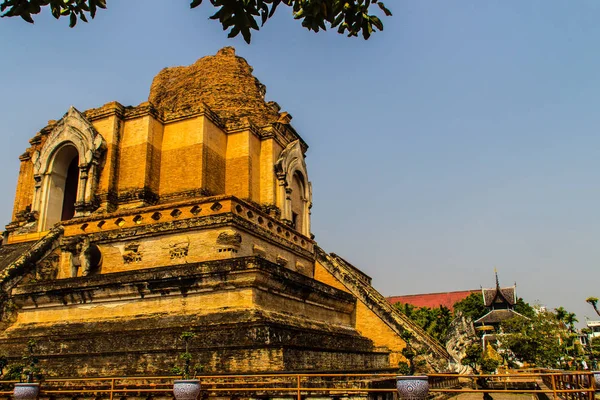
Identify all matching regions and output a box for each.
[450,394,535,400]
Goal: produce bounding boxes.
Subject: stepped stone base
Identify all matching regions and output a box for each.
[0,257,390,377]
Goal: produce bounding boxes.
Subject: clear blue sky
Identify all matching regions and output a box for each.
[1,0,599,326]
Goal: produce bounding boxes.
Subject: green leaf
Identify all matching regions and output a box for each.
[248,13,259,30]
[50,3,60,18]
[28,2,41,14]
[377,1,392,16]
[227,26,240,38]
[89,0,96,18]
[370,15,382,31]
[268,0,281,18]
[20,12,34,23]
[69,11,77,27]
[331,13,343,27]
[241,27,251,43]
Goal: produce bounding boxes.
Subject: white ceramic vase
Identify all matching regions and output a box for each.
[13,383,40,400]
[173,379,201,400]
[396,376,429,400]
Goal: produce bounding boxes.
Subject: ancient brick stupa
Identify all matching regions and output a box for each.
[0,47,449,376]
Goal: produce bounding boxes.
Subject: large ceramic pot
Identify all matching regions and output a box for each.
[173,379,201,400]
[396,376,429,400]
[13,383,40,400]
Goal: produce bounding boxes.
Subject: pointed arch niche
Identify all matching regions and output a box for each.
[275,140,312,238]
[31,107,106,231]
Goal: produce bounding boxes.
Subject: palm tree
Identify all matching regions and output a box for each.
[556,307,568,322]
[564,313,578,333]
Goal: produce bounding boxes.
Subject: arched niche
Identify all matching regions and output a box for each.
[274,140,312,237]
[31,106,106,231]
[42,144,79,227]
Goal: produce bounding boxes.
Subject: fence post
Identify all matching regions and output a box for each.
[551,374,558,400]
[297,374,301,400]
[109,378,115,400]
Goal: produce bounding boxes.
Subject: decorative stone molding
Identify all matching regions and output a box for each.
[252,245,266,258]
[64,236,102,277]
[274,140,312,237]
[169,241,189,260]
[36,253,60,281]
[122,242,142,264]
[216,230,242,247]
[31,106,106,230]
[276,255,288,267]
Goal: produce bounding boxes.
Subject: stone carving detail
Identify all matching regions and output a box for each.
[295,262,307,275]
[36,253,59,281]
[123,242,142,264]
[217,231,242,247]
[16,207,38,223]
[445,314,477,373]
[276,255,288,267]
[6,206,40,234]
[169,242,189,259]
[31,106,106,230]
[274,140,312,237]
[252,245,266,258]
[68,236,102,277]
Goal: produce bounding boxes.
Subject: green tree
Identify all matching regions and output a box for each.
[514,298,535,318]
[453,292,486,321]
[394,303,453,345]
[0,0,392,43]
[554,307,578,333]
[460,342,500,374]
[499,309,571,369]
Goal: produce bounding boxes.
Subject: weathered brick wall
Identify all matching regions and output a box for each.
[7,48,305,235]
[314,260,407,367]
[1,258,389,376]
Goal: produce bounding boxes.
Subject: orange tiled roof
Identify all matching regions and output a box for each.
[387,290,478,311]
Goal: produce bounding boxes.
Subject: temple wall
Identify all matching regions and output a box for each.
[117,116,154,194]
[202,118,227,195]
[7,107,301,238]
[226,131,253,199]
[259,139,281,205]
[314,261,407,367]
[159,117,204,196]
[11,157,34,221]
[56,226,313,278]
[249,132,261,202]
[91,114,121,200]
[10,289,255,328]
[147,116,164,195]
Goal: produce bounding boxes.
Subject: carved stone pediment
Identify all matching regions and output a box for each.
[274,140,312,237]
[33,106,105,176]
[31,107,107,229]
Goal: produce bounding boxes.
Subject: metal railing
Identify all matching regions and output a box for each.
[0,370,595,399]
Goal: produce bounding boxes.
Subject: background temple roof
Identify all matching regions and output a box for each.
[387,290,478,311]
[482,286,516,307]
